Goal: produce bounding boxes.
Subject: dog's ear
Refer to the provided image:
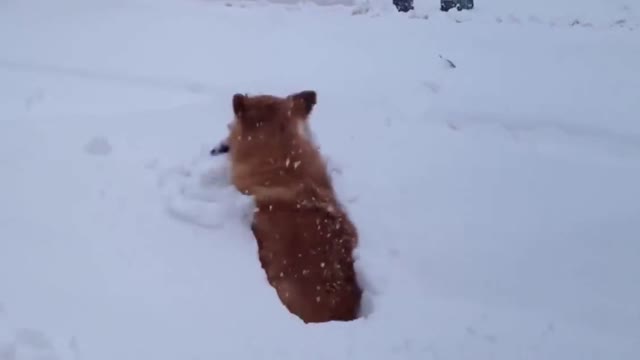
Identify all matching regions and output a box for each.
[232,93,246,116]
[289,90,316,117]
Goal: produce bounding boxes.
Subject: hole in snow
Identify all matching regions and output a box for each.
[83,136,112,156]
[354,256,377,319]
[358,291,375,318]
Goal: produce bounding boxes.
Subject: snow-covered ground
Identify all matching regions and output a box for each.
[1,0,639,359]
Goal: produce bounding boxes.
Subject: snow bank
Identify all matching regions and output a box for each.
[0,0,638,359]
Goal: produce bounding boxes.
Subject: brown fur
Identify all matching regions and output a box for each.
[226,91,362,323]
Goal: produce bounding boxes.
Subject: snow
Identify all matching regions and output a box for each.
[1,0,639,359]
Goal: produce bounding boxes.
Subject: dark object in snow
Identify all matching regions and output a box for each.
[393,0,414,13]
[440,0,456,11]
[441,0,474,12]
[459,0,474,10]
[210,141,230,155]
[439,54,457,69]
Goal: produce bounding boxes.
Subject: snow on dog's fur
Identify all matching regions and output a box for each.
[225,90,362,323]
[210,101,316,156]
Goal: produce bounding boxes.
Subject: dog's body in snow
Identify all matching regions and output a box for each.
[218,91,361,323]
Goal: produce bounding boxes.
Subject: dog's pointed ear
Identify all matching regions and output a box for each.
[232,93,246,116]
[289,90,317,116]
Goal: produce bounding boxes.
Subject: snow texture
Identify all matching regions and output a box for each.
[1,0,639,359]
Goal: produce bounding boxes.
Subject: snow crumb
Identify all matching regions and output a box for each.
[83,136,112,156]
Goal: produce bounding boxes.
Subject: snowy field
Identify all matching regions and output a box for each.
[1,0,640,359]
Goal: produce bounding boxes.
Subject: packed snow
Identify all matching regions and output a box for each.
[1,0,639,359]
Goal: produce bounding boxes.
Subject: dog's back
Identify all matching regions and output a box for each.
[252,185,361,322]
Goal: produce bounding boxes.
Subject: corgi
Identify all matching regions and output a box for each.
[222,90,362,323]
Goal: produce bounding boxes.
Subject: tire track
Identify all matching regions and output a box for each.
[0,58,221,95]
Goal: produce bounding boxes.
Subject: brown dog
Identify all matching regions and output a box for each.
[225,90,362,323]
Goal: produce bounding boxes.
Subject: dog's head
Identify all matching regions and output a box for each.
[229,90,316,145]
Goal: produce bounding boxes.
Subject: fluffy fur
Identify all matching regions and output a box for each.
[226,90,362,323]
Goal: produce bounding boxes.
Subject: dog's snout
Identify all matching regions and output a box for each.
[210,142,230,156]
